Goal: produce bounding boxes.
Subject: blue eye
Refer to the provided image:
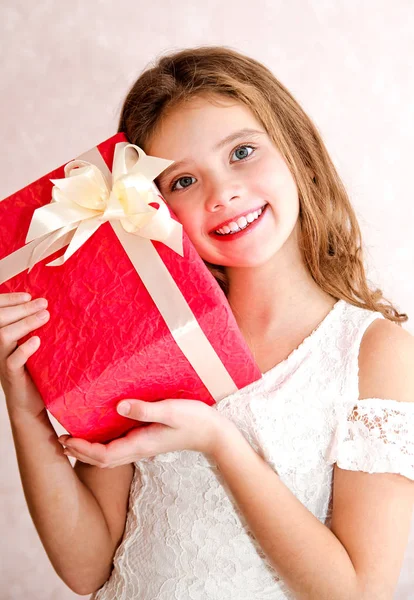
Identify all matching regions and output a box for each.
[171,176,196,192]
[231,144,255,161]
[169,144,256,192]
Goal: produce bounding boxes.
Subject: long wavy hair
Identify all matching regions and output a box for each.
[118,46,407,325]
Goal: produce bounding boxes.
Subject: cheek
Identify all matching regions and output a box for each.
[174,211,212,258]
[258,152,295,184]
[250,159,283,196]
[265,162,289,188]
[169,204,200,236]
[267,165,298,205]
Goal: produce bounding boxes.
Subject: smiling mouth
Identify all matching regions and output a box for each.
[211,204,268,236]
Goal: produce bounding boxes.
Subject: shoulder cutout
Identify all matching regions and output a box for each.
[358,318,414,403]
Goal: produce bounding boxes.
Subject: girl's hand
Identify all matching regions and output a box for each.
[0,292,50,420]
[58,398,236,467]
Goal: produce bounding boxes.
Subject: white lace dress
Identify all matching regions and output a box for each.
[90,299,414,599]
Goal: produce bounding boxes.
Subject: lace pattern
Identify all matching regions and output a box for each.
[92,449,293,600]
[330,398,414,479]
[91,300,412,600]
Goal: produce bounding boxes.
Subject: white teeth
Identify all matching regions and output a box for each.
[215,206,265,235]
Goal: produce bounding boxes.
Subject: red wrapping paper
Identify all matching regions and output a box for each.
[0,133,262,443]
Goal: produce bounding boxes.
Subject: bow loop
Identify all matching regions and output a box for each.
[22,142,181,269]
[52,160,110,210]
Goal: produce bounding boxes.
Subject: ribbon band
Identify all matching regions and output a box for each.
[0,141,238,401]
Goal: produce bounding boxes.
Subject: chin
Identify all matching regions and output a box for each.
[198,243,283,269]
[221,256,276,269]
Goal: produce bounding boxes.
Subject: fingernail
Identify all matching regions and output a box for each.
[34,298,48,309]
[117,401,131,416]
[37,310,49,320]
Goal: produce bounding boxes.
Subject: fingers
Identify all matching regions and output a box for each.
[5,336,41,373]
[61,433,139,465]
[0,292,31,308]
[0,292,50,387]
[58,425,161,467]
[117,399,174,426]
[58,438,110,467]
[0,293,49,366]
[0,293,47,326]
[62,447,108,468]
[64,449,133,469]
[0,296,49,349]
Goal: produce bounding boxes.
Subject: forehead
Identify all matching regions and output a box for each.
[146,95,264,158]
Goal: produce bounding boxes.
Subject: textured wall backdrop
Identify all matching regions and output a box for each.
[0,1,413,598]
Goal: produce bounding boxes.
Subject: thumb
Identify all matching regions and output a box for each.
[116,399,165,423]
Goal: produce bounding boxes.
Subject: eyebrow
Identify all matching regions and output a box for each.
[155,128,266,186]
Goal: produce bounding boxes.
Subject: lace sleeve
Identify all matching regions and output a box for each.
[329,398,414,481]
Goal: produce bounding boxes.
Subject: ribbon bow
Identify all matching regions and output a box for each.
[24,142,182,270]
[0,139,240,407]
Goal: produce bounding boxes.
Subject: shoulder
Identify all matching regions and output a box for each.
[358,316,414,403]
[331,316,414,597]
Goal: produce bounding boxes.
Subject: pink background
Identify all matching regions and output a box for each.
[0,1,413,598]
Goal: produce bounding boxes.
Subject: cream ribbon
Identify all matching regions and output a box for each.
[0,141,239,401]
[0,143,182,280]
[26,142,183,268]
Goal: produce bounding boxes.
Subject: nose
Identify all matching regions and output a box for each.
[204,175,241,212]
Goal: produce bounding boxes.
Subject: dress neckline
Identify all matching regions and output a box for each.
[216,299,347,407]
[259,298,345,379]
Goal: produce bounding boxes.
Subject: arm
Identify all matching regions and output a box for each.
[56,319,414,599]
[213,425,360,600]
[9,409,134,595]
[212,319,414,600]
[0,292,134,595]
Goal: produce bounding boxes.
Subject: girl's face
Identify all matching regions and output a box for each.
[146,94,301,268]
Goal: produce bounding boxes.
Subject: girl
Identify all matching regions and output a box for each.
[1,46,413,600]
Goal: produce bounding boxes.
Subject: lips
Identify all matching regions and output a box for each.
[208,203,268,234]
[209,203,269,241]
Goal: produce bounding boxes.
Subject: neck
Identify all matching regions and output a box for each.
[226,227,336,343]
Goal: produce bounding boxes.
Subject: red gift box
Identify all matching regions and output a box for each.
[0,133,262,443]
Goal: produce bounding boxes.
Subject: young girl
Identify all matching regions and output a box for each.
[1,46,413,600]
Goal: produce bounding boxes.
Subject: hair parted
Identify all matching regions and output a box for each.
[118,45,407,325]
